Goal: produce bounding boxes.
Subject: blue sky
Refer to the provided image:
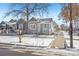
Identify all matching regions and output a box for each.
[0,3,63,25]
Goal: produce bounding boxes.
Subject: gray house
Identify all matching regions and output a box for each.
[28,17,58,34]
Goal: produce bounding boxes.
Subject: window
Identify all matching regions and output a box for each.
[44,24,49,28]
[30,24,36,29]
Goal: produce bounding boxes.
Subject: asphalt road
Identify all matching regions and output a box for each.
[0,43,66,56]
[0,43,41,56]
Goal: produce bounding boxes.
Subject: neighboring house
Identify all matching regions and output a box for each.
[0,21,7,30]
[7,19,26,33]
[17,19,24,30]
[17,18,26,30]
[16,18,27,33]
[0,21,9,34]
[73,20,79,35]
[7,19,17,33]
[74,20,79,31]
[60,24,69,31]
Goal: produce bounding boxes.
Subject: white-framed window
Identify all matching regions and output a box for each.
[44,24,49,28]
[30,24,36,30]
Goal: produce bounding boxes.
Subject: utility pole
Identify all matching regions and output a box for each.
[69,3,73,48]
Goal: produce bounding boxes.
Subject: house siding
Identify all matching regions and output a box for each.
[28,20,54,34]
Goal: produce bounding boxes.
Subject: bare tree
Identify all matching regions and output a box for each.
[4,3,50,32]
[4,3,50,43]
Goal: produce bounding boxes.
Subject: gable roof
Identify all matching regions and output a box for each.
[0,21,7,27]
[39,18,52,22]
[30,17,53,22]
[17,18,26,23]
[0,21,6,24]
[29,17,37,21]
[9,19,17,23]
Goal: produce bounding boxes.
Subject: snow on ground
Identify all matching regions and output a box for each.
[1,33,79,55]
[63,31,79,49]
[0,31,79,49]
[66,40,79,49]
[0,35,53,46]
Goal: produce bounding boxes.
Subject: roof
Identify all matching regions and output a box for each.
[30,17,53,22]
[0,21,7,26]
[39,18,52,22]
[17,18,26,23]
[9,19,17,23]
[0,21,6,24]
[29,17,37,21]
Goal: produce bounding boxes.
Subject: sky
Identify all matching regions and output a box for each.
[0,3,63,25]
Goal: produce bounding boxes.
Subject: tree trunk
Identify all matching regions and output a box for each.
[26,6,29,33]
[19,35,22,43]
[70,20,73,48]
[26,13,29,30]
[69,3,73,48]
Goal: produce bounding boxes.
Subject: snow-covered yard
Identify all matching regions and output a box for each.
[0,34,79,49]
[0,35,53,46]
